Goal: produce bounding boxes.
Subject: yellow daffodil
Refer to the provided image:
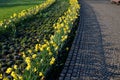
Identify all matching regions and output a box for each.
[48,52,52,55]
[21,52,26,58]
[32,54,37,59]
[35,44,39,51]
[52,43,57,47]
[26,64,31,71]
[55,46,58,51]
[25,57,31,70]
[40,47,43,51]
[18,75,23,80]
[50,35,54,40]
[60,23,64,27]
[0,73,2,79]
[3,77,9,80]
[0,21,3,26]
[25,57,31,63]
[28,49,32,54]
[6,67,12,74]
[68,30,70,33]
[61,35,68,42]
[50,40,54,44]
[50,57,55,65]
[56,30,61,33]
[47,47,50,51]
[42,44,47,48]
[13,13,17,17]
[33,68,37,72]
[11,71,17,79]
[39,72,43,77]
[13,65,17,70]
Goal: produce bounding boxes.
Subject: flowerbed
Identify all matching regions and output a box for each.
[19,0,80,79]
[0,0,80,80]
[0,0,55,38]
[0,0,70,80]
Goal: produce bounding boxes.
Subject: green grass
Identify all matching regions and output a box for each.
[0,0,42,3]
[0,0,45,20]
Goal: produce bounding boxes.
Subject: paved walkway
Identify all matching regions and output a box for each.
[59,0,120,80]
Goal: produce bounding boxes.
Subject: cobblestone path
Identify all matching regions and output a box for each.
[59,0,120,80]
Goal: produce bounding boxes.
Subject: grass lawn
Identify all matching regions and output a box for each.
[0,0,45,20]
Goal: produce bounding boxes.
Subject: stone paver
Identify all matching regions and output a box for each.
[59,0,120,80]
[84,0,120,79]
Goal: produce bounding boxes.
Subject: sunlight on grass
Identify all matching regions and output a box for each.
[0,0,45,20]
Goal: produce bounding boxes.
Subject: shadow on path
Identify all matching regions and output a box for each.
[59,0,120,80]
